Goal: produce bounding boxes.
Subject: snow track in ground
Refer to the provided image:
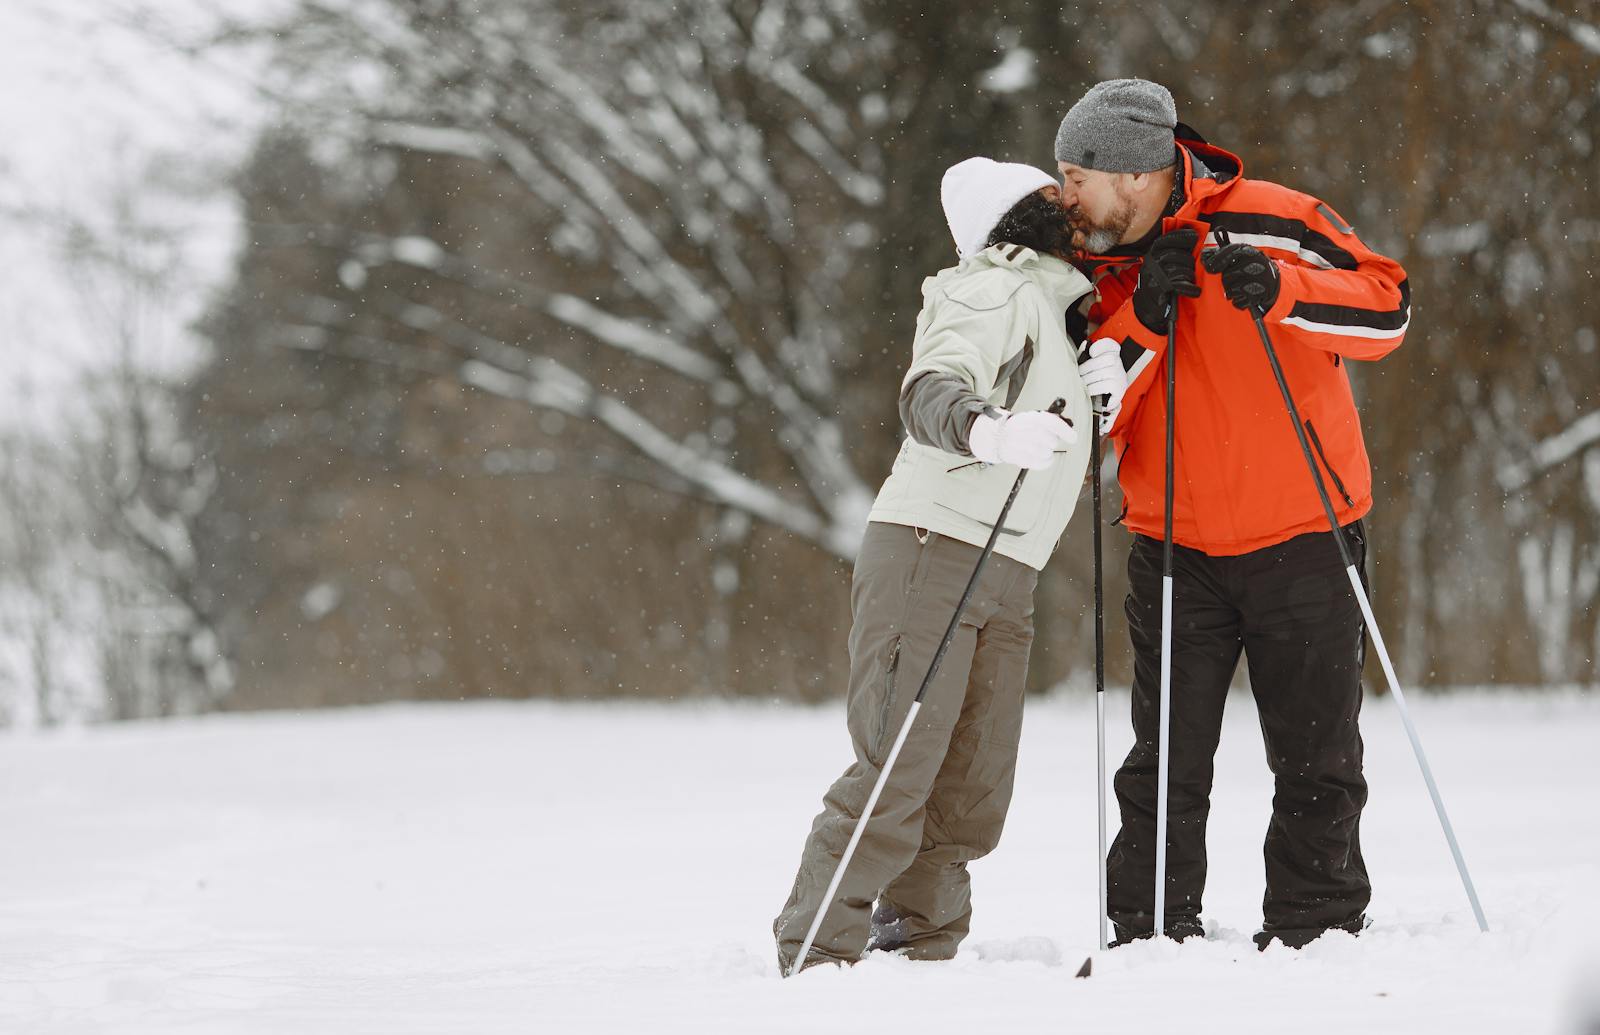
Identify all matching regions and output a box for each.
[1,691,1597,1033]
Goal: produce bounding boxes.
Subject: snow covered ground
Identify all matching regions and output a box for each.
[2,689,1598,1033]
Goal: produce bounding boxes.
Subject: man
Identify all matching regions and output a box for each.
[772,157,1127,973]
[1053,79,1409,949]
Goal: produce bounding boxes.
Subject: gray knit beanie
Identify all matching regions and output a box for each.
[1053,78,1177,173]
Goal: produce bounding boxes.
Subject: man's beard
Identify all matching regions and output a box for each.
[1070,195,1137,254]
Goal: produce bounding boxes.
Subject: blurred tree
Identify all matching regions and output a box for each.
[170,0,1600,710]
[0,431,80,725]
[1073,0,1600,684]
[0,196,228,725]
[65,186,232,720]
[182,0,1118,706]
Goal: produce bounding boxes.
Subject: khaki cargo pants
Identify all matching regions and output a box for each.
[773,521,1039,972]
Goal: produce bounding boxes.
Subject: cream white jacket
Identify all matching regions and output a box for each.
[867,244,1095,570]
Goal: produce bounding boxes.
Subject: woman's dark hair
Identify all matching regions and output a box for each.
[985,190,1074,257]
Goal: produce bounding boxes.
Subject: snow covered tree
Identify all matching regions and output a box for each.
[0,175,232,725]
[180,0,1104,704]
[217,0,899,554]
[167,0,1600,704]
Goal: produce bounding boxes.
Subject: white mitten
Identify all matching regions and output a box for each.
[1078,337,1128,432]
[968,408,1077,469]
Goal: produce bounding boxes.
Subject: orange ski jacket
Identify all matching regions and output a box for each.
[1084,132,1409,556]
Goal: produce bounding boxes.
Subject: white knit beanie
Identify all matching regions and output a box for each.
[940,157,1058,260]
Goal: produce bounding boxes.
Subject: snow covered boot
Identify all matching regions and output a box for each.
[1109,919,1205,947]
[865,901,908,953]
[1253,913,1370,950]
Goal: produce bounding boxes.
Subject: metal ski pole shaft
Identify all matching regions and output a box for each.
[1247,309,1488,933]
[1090,396,1109,953]
[788,399,1070,977]
[1154,317,1177,939]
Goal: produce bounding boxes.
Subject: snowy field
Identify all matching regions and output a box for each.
[3,690,1598,1034]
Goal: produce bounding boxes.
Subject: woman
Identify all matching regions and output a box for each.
[773,157,1128,972]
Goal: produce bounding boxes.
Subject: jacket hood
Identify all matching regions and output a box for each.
[1173,121,1242,204]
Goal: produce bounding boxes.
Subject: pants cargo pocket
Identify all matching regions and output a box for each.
[870,636,904,766]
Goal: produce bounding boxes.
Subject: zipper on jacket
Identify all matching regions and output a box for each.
[874,638,903,763]
[1304,419,1355,509]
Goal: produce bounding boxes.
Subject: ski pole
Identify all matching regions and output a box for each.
[1088,385,1109,953]
[1245,308,1489,934]
[1153,316,1177,939]
[788,398,1071,977]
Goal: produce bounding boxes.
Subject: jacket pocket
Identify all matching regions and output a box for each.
[928,459,1052,535]
[872,636,904,765]
[1304,419,1355,509]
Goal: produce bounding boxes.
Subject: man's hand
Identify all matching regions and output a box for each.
[1077,337,1128,432]
[969,408,1077,469]
[1202,241,1280,313]
[1132,227,1202,335]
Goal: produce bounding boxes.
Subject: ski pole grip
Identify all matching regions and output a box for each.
[1074,344,1111,411]
[1209,228,1272,319]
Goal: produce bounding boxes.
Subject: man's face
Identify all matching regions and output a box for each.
[1058,162,1138,254]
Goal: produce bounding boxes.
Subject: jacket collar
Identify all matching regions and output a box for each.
[972,243,1092,307]
[1173,132,1242,212]
[923,243,1093,309]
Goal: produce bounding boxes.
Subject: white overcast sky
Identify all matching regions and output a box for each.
[0,1,271,432]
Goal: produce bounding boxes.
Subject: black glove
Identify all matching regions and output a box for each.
[1201,241,1281,313]
[1131,228,1202,336]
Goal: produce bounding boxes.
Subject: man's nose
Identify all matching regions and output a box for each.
[1058,180,1079,208]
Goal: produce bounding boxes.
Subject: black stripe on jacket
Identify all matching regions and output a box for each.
[1286,278,1411,331]
[1199,211,1360,272]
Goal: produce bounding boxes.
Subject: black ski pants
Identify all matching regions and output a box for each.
[1106,522,1371,946]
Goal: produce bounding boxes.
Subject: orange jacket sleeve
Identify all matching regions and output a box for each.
[1246,190,1410,362]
